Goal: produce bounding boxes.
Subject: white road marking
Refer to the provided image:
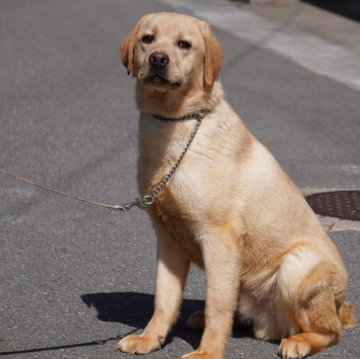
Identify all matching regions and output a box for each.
[160,0,360,92]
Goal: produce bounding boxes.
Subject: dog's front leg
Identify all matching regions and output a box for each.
[183,233,241,359]
[115,221,190,354]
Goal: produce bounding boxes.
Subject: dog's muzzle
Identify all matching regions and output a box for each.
[144,52,169,84]
[144,51,181,86]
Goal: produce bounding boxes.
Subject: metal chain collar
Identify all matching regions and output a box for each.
[0,109,210,213]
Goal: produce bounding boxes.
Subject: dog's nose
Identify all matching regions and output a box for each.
[149,52,169,68]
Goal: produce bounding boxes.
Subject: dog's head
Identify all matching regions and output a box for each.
[120,12,223,91]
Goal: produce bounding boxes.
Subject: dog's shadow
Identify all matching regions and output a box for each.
[81,292,251,350]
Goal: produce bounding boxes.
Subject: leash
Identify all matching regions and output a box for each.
[0,109,209,213]
[0,167,137,211]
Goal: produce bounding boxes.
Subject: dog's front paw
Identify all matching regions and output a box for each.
[181,350,221,359]
[114,334,162,354]
[279,337,311,359]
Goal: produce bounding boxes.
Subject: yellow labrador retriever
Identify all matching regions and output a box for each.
[116,12,356,359]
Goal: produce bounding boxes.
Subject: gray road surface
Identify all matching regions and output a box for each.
[0,0,359,358]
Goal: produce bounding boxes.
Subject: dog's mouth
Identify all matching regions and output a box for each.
[143,71,182,88]
[144,73,170,84]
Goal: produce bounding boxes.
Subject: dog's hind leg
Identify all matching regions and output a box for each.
[279,290,342,359]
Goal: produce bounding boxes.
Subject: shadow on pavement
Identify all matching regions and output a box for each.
[81,292,253,349]
[0,292,253,357]
[302,0,360,22]
[81,291,204,350]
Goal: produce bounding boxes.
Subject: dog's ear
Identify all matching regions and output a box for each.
[120,15,150,75]
[201,23,223,88]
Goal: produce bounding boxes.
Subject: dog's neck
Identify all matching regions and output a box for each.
[136,81,224,118]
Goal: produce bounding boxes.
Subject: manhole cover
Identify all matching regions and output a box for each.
[305,190,360,221]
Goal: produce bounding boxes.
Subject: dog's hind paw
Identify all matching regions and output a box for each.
[186,311,205,331]
[279,337,311,359]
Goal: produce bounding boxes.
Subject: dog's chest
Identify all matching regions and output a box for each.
[140,160,205,266]
[137,115,220,266]
[151,185,205,266]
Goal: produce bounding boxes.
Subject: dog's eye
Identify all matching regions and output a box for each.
[178,40,191,49]
[142,34,154,44]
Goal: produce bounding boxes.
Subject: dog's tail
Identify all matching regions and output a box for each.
[339,302,357,329]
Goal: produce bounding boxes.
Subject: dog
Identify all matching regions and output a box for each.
[115,12,357,359]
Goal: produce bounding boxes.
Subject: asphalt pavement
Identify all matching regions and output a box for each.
[0,0,359,358]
